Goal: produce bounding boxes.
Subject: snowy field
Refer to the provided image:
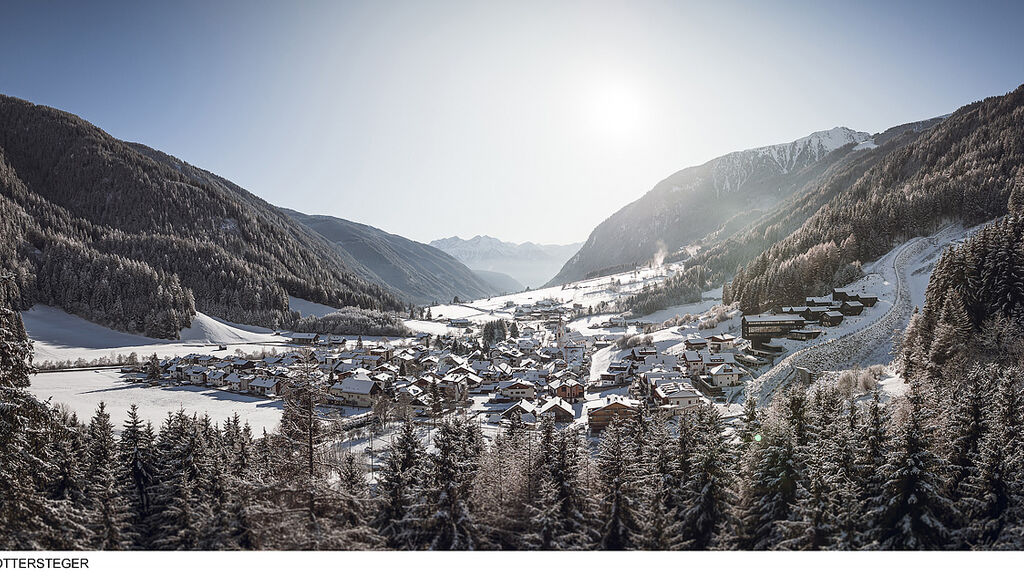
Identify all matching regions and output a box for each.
[30,369,285,434]
[24,305,286,365]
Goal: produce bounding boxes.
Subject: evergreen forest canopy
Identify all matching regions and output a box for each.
[0,95,405,338]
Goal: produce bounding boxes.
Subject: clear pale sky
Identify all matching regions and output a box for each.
[3,0,1023,244]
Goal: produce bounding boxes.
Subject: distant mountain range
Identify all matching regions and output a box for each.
[282,209,506,305]
[548,127,876,285]
[430,235,582,289]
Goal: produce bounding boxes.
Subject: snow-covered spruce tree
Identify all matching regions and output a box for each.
[374,418,425,549]
[870,381,956,550]
[0,281,32,389]
[831,398,863,550]
[0,299,84,549]
[84,402,133,549]
[739,391,761,445]
[551,426,597,549]
[856,388,889,544]
[149,411,209,550]
[733,410,801,550]
[118,404,156,542]
[926,293,973,380]
[595,418,644,550]
[522,468,566,550]
[678,404,735,550]
[781,386,844,550]
[45,407,93,548]
[408,416,481,550]
[470,423,530,549]
[943,365,992,517]
[967,368,1024,548]
[636,412,682,550]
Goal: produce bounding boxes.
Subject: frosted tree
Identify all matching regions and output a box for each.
[871,382,955,550]
[375,419,425,548]
[678,405,734,550]
[84,403,133,549]
[595,419,643,550]
[734,414,800,550]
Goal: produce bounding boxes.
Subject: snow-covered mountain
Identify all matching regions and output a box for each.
[711,127,871,195]
[547,126,873,286]
[430,235,582,289]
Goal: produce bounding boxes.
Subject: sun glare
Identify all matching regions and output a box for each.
[582,82,645,142]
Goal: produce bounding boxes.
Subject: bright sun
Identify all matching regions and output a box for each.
[582,82,645,142]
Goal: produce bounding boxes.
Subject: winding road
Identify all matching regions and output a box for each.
[750,228,946,402]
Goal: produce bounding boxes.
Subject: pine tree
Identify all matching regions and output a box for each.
[678,405,734,550]
[146,353,161,381]
[118,404,156,545]
[734,414,800,550]
[595,419,643,550]
[411,416,480,550]
[375,419,425,548]
[84,403,133,549]
[872,382,956,550]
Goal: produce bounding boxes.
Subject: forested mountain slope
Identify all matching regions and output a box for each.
[548,127,873,286]
[282,209,501,305]
[726,84,1024,311]
[0,95,403,338]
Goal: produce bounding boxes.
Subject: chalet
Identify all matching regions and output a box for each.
[501,400,536,421]
[800,307,832,322]
[683,336,709,350]
[289,332,317,345]
[708,333,738,352]
[226,372,249,392]
[682,350,703,374]
[330,374,381,407]
[633,346,658,358]
[249,377,281,397]
[187,367,208,385]
[607,361,631,376]
[653,381,704,409]
[709,363,744,389]
[537,398,575,423]
[806,296,834,307]
[840,300,864,316]
[563,340,587,364]
[698,351,736,374]
[516,338,540,352]
[821,311,844,326]
[852,293,879,307]
[833,288,852,302]
[554,378,585,402]
[498,380,536,400]
[207,370,228,387]
[741,314,806,340]
[586,395,640,432]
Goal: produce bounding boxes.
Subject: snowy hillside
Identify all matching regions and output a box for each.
[24,305,283,365]
[712,127,871,193]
